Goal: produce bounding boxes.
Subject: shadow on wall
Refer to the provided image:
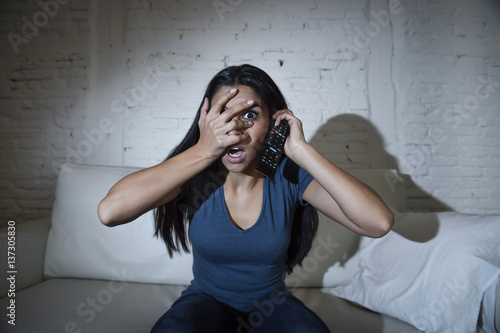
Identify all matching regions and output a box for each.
[308,113,452,212]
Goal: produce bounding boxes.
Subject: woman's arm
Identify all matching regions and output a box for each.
[299,146,393,237]
[97,145,213,227]
[98,88,255,227]
[274,111,394,238]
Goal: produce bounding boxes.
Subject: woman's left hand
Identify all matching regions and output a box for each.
[272,109,308,161]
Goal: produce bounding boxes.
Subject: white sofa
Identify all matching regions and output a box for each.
[1,163,499,333]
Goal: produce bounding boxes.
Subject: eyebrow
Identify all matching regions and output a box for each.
[221,103,264,113]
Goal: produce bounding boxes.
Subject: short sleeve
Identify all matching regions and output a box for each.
[279,157,314,206]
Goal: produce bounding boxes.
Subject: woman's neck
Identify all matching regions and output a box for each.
[222,168,264,193]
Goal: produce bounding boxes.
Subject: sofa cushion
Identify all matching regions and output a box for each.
[0,278,184,333]
[44,163,193,285]
[0,278,420,333]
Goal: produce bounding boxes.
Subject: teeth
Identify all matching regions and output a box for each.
[229,148,243,157]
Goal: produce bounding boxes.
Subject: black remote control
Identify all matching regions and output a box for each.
[255,120,289,178]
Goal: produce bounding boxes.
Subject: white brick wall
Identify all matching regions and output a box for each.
[1,0,90,221]
[1,0,499,222]
[391,0,500,213]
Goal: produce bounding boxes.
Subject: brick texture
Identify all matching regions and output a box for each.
[391,0,500,212]
[1,0,499,223]
[1,0,90,222]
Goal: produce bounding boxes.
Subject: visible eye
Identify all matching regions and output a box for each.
[242,110,258,120]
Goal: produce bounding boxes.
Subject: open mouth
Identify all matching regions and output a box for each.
[228,147,244,157]
[225,146,247,163]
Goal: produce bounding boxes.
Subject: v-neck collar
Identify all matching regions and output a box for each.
[220,177,268,233]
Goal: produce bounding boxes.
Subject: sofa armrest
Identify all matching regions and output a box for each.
[0,218,51,298]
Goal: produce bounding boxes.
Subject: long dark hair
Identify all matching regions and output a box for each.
[154,64,318,273]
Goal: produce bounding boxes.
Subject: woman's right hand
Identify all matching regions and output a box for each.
[196,88,255,160]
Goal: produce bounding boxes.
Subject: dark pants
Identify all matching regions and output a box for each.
[151,291,330,333]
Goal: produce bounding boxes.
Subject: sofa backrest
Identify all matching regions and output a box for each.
[44,164,405,287]
[44,163,193,285]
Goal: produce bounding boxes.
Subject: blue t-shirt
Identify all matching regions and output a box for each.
[182,158,314,312]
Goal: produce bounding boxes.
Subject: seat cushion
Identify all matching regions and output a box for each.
[0,279,419,333]
[0,279,184,333]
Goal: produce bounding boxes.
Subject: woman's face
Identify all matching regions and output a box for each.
[211,85,270,176]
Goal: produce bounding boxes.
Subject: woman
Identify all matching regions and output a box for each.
[98,64,394,332]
